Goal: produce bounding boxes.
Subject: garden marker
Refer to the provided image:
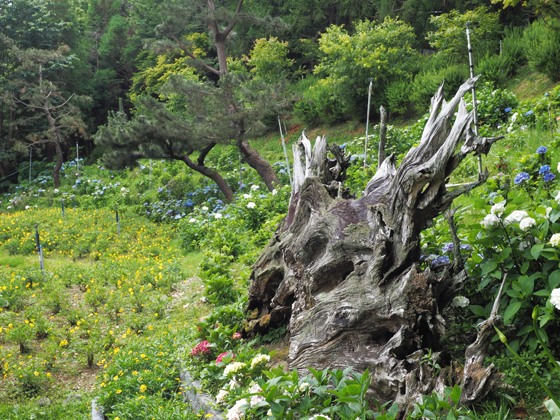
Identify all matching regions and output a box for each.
[466,23,483,175]
[61,199,65,220]
[364,78,373,171]
[115,205,120,236]
[73,195,76,210]
[278,116,293,188]
[34,224,45,279]
[76,141,79,178]
[29,147,32,182]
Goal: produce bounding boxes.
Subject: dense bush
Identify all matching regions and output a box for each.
[524,19,560,82]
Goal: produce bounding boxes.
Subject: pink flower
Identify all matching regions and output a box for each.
[216,351,235,364]
[232,333,241,340]
[190,340,211,356]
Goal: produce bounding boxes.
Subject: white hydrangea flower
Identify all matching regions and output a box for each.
[121,187,126,191]
[504,210,529,225]
[272,189,277,196]
[483,213,500,229]
[491,202,506,216]
[228,379,240,389]
[249,384,264,407]
[451,296,469,308]
[243,193,252,199]
[189,218,197,223]
[226,398,247,420]
[550,233,560,247]
[214,213,223,219]
[202,206,209,211]
[25,205,30,210]
[247,202,256,209]
[216,389,229,404]
[250,354,270,369]
[224,362,246,376]
[519,217,536,231]
[551,288,560,311]
[54,189,59,193]
[251,185,260,190]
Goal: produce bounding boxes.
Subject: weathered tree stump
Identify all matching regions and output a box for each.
[245,77,504,412]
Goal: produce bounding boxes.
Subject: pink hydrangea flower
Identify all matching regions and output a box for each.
[190,340,211,356]
[232,333,241,340]
[216,351,235,364]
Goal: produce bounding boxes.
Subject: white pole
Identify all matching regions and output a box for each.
[278,116,293,188]
[364,78,373,171]
[466,23,483,174]
[76,141,79,178]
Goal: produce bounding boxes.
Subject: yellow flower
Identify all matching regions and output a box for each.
[140,384,147,393]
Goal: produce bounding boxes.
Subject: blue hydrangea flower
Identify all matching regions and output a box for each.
[432,255,450,267]
[504,107,512,113]
[544,172,556,182]
[539,165,551,174]
[442,243,454,253]
[514,172,530,184]
[525,110,534,116]
[460,244,472,251]
[537,146,548,154]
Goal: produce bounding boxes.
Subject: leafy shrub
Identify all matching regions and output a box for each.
[385,78,413,116]
[524,19,560,82]
[293,77,345,126]
[411,64,468,112]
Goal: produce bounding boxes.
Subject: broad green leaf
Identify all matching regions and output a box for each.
[450,385,462,405]
[504,300,522,324]
[481,260,498,275]
[550,269,560,289]
[531,243,545,259]
[469,305,487,317]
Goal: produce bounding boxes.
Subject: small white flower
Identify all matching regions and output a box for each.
[242,194,252,199]
[188,218,197,223]
[504,210,529,225]
[520,217,536,231]
[483,213,500,229]
[202,206,209,211]
[251,185,260,190]
[54,189,59,193]
[228,379,240,389]
[226,398,248,420]
[121,187,126,191]
[272,189,277,196]
[511,112,518,123]
[247,202,256,209]
[451,296,470,308]
[551,288,560,311]
[216,389,229,404]
[25,205,30,210]
[299,382,311,392]
[7,206,12,209]
[214,213,223,219]
[550,233,560,247]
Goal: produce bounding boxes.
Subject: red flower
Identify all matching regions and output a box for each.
[216,351,234,364]
[232,333,241,340]
[190,340,211,356]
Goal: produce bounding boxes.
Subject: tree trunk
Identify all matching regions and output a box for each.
[245,78,504,413]
[44,99,63,188]
[236,138,281,191]
[180,153,235,203]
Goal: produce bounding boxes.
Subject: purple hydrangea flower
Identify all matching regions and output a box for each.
[432,255,450,267]
[442,243,454,253]
[514,172,530,184]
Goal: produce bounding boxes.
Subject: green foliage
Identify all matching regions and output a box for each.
[465,83,519,128]
[315,17,418,117]
[411,64,469,112]
[523,19,560,82]
[292,76,345,126]
[427,7,502,62]
[406,386,471,420]
[245,37,293,83]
